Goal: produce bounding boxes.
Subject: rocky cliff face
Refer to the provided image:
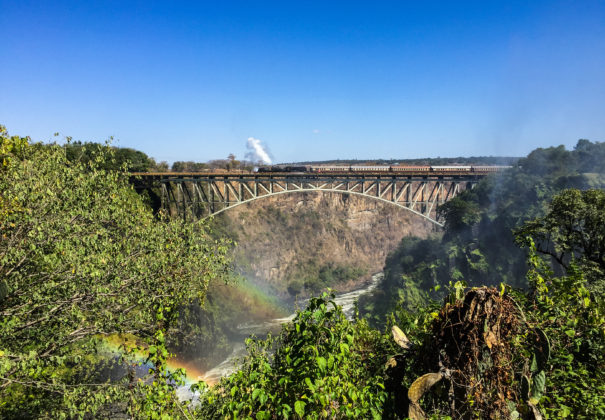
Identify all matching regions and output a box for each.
[212,192,436,299]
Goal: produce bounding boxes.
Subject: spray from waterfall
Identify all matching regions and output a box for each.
[245,137,272,164]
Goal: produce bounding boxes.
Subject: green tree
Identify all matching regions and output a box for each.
[171,161,209,172]
[151,159,170,172]
[511,242,605,418]
[227,153,239,170]
[63,140,155,172]
[574,139,605,173]
[437,195,481,236]
[0,125,29,166]
[0,126,231,418]
[516,188,605,293]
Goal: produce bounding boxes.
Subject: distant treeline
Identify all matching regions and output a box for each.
[293,156,520,166]
[62,141,256,172]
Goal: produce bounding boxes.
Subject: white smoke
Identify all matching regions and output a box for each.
[245,137,272,164]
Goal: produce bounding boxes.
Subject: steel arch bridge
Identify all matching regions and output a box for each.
[131,171,484,226]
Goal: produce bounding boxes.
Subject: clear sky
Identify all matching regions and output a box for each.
[1,1,604,163]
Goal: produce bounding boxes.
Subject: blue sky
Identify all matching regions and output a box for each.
[1,1,604,163]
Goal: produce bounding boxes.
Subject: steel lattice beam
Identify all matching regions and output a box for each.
[137,173,479,226]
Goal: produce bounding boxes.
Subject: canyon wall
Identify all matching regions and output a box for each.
[212,191,437,299]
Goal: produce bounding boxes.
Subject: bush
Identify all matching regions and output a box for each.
[0,127,231,418]
[196,293,392,419]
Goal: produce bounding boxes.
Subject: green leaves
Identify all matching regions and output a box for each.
[515,188,605,293]
[529,370,546,404]
[294,400,306,417]
[196,293,391,419]
[0,132,231,417]
[315,355,327,373]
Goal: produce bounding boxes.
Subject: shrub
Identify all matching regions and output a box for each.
[0,127,231,418]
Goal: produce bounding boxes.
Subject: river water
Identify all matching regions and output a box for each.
[196,272,383,386]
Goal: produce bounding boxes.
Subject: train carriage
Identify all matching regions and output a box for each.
[430,166,472,172]
[350,165,390,172]
[391,165,431,172]
[471,165,512,172]
[309,165,350,172]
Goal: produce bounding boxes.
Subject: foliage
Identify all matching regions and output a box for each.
[300,263,367,295]
[172,160,210,172]
[172,154,256,172]
[515,189,605,293]
[510,241,605,418]
[196,293,393,419]
[0,126,231,418]
[62,139,162,172]
[358,236,443,324]
[361,139,605,326]
[381,260,604,419]
[0,125,29,167]
[438,196,481,235]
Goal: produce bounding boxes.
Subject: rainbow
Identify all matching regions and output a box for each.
[96,280,289,388]
[98,334,214,386]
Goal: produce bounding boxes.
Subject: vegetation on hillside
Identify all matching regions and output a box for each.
[172,153,256,172]
[210,201,385,301]
[64,139,257,173]
[360,140,605,325]
[196,293,393,419]
[0,127,231,418]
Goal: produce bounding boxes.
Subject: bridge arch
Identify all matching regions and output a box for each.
[204,188,445,226]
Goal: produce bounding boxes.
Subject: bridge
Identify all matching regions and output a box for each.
[131,170,489,226]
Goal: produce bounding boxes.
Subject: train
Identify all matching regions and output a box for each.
[257,164,511,173]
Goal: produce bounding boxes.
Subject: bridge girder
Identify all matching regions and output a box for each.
[149,175,476,226]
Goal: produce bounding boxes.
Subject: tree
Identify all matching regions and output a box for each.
[63,141,155,172]
[437,194,481,236]
[574,139,605,173]
[0,126,231,417]
[171,160,209,172]
[151,159,170,172]
[519,145,574,177]
[515,188,605,292]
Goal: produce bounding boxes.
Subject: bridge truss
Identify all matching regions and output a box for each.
[133,172,480,226]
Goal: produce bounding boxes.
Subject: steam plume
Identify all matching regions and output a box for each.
[245,137,272,164]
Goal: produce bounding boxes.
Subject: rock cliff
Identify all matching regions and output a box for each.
[212,191,436,299]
